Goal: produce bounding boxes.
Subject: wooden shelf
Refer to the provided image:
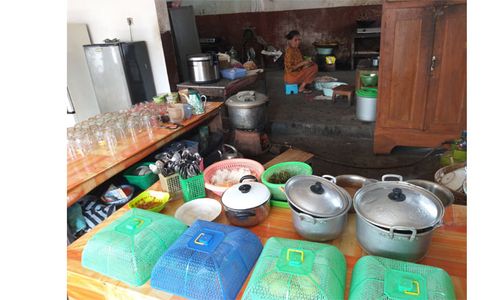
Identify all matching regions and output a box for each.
[67,102,224,207]
[354,51,380,55]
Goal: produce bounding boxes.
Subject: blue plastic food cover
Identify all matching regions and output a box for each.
[150,220,263,300]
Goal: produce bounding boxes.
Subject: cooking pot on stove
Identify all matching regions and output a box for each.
[225,91,268,130]
[353,174,445,262]
[187,53,220,83]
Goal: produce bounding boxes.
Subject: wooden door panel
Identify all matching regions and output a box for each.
[425,4,466,133]
[377,6,435,129]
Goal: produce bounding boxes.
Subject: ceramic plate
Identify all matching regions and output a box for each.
[174,198,222,226]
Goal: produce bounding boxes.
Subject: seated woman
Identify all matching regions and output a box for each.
[283,30,318,94]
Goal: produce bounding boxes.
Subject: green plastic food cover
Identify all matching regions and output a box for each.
[243,237,347,300]
[349,256,456,300]
[81,208,187,286]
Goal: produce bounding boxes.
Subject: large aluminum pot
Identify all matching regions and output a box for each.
[353,174,445,262]
[187,53,220,83]
[225,91,268,130]
[355,217,435,262]
[284,175,352,241]
[221,175,270,227]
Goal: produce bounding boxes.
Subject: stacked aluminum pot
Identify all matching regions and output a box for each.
[283,175,352,242]
[225,91,268,130]
[353,175,445,262]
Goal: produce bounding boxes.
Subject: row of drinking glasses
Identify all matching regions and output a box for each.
[68,103,169,160]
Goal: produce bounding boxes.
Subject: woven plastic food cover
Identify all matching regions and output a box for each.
[150,220,263,300]
[242,237,347,300]
[349,256,456,300]
[81,208,187,286]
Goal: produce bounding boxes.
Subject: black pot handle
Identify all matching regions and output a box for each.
[388,188,406,201]
[310,182,325,194]
[240,175,258,183]
[239,184,252,194]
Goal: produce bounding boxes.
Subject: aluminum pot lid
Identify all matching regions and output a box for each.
[284,175,351,218]
[226,91,269,108]
[353,178,445,229]
[221,181,270,210]
[187,53,212,62]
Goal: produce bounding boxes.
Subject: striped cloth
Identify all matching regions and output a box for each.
[79,195,117,229]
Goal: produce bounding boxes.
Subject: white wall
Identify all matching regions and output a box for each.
[182,0,382,15]
[67,23,101,122]
[67,0,171,94]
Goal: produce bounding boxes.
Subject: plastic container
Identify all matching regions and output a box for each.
[123,162,159,190]
[356,88,378,122]
[160,139,199,155]
[127,190,170,212]
[203,158,265,196]
[349,255,456,300]
[179,173,206,201]
[167,104,185,124]
[150,220,263,300]
[81,208,187,286]
[242,237,347,300]
[360,73,378,87]
[159,173,182,195]
[262,161,313,201]
[221,68,247,80]
[316,47,334,55]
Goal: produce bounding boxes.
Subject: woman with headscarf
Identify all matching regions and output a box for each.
[283,30,318,94]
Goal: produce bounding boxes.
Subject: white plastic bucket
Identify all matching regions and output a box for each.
[356,88,377,122]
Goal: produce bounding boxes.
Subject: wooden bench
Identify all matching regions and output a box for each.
[264,148,314,168]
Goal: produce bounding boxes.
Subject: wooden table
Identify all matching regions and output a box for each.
[176,72,266,101]
[67,102,224,207]
[68,158,466,299]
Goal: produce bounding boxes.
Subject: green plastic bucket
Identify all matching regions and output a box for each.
[262,162,313,201]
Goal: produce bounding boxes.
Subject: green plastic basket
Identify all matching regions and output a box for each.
[262,162,313,201]
[123,162,159,190]
[242,237,346,300]
[179,173,206,202]
[81,208,187,286]
[349,256,456,300]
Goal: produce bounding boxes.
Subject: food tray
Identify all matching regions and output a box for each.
[128,190,170,212]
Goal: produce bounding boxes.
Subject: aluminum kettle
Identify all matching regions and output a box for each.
[218,144,243,160]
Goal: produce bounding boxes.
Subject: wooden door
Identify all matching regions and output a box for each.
[377,5,435,129]
[424,4,467,133]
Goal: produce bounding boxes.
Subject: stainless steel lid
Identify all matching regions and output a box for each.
[225,91,268,108]
[221,182,270,210]
[187,53,213,62]
[354,175,445,229]
[284,175,351,218]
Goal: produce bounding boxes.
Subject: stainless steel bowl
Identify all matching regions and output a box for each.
[406,179,455,207]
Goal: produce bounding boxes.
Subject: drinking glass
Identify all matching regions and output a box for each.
[104,126,118,156]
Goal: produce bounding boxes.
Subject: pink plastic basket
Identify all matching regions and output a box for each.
[203,158,265,195]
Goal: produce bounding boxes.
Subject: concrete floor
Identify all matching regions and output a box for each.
[246,68,446,185]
